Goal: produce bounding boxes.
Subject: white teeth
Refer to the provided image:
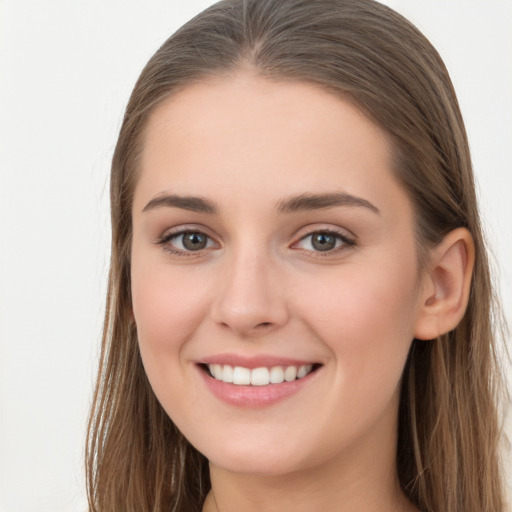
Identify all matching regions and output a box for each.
[269,366,284,384]
[222,364,234,383]
[232,366,251,385]
[251,367,270,386]
[297,364,312,378]
[207,363,315,386]
[210,364,222,379]
[284,366,297,382]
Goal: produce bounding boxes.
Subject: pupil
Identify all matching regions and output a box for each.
[183,233,207,250]
[312,233,336,251]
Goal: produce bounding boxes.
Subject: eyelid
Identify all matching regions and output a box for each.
[291,226,356,254]
[155,225,220,255]
[154,223,356,257]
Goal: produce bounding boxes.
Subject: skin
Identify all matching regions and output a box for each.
[130,72,471,512]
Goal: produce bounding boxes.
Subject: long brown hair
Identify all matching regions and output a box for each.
[86,1,508,510]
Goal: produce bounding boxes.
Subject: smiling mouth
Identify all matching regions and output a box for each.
[201,363,321,386]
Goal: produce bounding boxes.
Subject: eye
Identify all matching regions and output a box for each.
[293,230,355,253]
[158,230,217,253]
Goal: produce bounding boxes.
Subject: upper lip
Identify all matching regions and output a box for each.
[197,353,320,369]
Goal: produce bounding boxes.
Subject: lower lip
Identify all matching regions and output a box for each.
[197,366,319,408]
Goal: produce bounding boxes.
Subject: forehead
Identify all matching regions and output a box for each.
[134,73,405,215]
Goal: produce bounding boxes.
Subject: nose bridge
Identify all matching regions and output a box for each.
[211,241,289,335]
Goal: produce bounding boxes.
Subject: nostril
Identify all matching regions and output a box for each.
[256,322,272,328]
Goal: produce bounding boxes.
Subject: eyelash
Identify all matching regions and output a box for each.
[155,227,356,257]
[293,228,356,256]
[156,229,217,257]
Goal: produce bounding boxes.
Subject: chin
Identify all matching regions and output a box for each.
[196,433,319,477]
[209,453,304,477]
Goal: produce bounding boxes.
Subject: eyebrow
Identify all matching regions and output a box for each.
[276,192,380,215]
[142,194,217,214]
[142,191,379,215]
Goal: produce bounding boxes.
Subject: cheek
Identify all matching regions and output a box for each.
[299,256,419,397]
[131,258,211,382]
[306,259,417,335]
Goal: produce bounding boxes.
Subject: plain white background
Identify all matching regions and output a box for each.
[0,1,510,511]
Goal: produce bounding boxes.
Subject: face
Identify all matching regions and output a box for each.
[131,74,426,476]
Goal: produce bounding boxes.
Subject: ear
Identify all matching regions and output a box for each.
[414,228,475,340]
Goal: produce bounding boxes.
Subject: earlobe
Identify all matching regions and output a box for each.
[414,228,475,340]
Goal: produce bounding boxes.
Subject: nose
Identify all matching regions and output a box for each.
[210,248,290,337]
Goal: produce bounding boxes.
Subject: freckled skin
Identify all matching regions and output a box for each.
[131,74,423,512]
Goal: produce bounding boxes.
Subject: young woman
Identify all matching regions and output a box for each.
[86,1,508,511]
